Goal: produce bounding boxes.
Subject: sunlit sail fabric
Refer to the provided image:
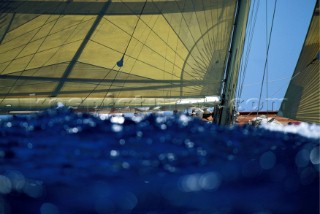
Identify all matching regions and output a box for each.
[279,2,319,124]
[0,0,249,111]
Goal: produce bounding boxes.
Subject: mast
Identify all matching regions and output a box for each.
[217,0,251,125]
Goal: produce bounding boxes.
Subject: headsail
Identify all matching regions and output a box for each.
[0,0,250,113]
[279,1,319,124]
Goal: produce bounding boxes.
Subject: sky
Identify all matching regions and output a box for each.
[236,0,317,112]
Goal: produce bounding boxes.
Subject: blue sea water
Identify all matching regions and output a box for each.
[0,107,319,214]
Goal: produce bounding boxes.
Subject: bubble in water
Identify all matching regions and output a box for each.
[179,174,201,192]
[6,122,12,128]
[295,149,310,168]
[94,197,115,214]
[179,172,221,192]
[259,151,276,170]
[99,114,108,120]
[310,146,319,165]
[300,167,316,185]
[184,139,194,148]
[40,202,59,214]
[110,150,119,158]
[117,192,138,210]
[156,116,166,124]
[112,124,123,132]
[119,139,126,145]
[122,162,130,169]
[166,153,175,161]
[284,176,300,193]
[197,148,207,156]
[160,124,167,130]
[197,126,205,133]
[0,151,5,158]
[23,180,43,198]
[242,160,262,177]
[227,155,235,161]
[68,127,79,134]
[5,170,25,191]
[0,198,8,213]
[27,143,33,149]
[164,164,176,173]
[56,102,64,108]
[179,114,190,126]
[0,175,12,194]
[199,172,221,190]
[136,131,143,137]
[111,116,125,124]
[83,118,96,127]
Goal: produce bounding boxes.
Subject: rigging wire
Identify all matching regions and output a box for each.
[114,1,158,100]
[96,0,148,110]
[117,0,148,67]
[75,0,148,110]
[256,0,278,115]
[236,0,258,107]
[236,0,260,109]
[269,57,318,97]
[265,0,269,116]
[241,57,317,120]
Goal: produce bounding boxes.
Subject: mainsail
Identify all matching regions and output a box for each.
[0,0,250,114]
[279,1,319,124]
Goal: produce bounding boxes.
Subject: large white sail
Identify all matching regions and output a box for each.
[0,0,250,113]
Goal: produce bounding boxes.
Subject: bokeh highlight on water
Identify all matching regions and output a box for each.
[0,106,319,214]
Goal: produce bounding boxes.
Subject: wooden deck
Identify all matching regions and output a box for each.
[236,111,301,125]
